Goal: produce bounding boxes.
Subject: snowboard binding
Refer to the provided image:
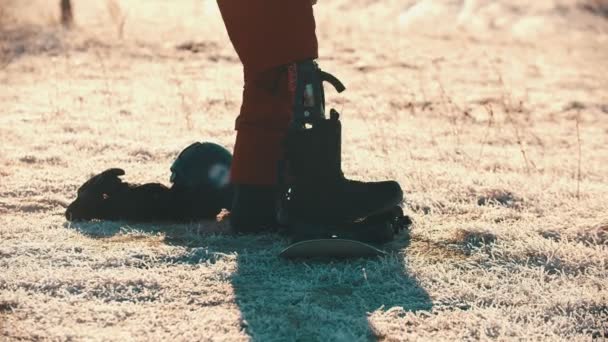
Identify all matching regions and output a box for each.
[279,60,410,255]
[279,206,412,259]
[287,206,412,244]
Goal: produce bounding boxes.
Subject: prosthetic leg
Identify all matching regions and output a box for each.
[279,61,411,257]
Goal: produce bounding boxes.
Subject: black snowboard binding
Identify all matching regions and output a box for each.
[287,206,412,244]
[278,60,410,246]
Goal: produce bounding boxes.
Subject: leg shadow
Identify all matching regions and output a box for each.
[66,220,431,340]
[231,233,432,341]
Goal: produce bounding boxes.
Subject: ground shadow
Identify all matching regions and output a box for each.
[67,220,432,341]
[231,233,432,341]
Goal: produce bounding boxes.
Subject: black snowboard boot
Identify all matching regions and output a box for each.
[280,109,404,241]
[230,185,280,233]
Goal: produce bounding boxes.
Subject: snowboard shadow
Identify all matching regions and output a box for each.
[67,220,432,341]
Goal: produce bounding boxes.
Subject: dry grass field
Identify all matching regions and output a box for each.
[1,0,607,340]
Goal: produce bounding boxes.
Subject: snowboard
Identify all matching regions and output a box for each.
[280,238,386,259]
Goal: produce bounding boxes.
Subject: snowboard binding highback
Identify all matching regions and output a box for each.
[278,60,411,255]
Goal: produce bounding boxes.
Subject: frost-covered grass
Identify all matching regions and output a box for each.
[1,0,607,340]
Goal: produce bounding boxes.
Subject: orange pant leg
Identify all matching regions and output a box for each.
[217,0,318,74]
[217,0,318,185]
